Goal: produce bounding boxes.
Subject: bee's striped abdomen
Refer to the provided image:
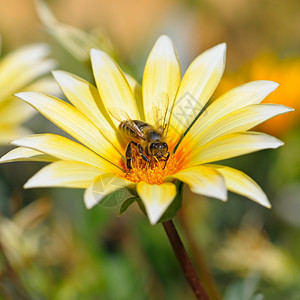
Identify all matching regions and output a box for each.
[119,120,148,140]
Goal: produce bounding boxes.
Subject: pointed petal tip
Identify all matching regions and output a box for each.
[23,179,33,189]
[51,69,63,78]
[83,196,97,209]
[249,80,280,93]
[14,91,27,98]
[90,48,114,70]
[14,91,41,101]
[265,134,284,149]
[285,106,295,112]
[149,34,178,59]
[147,206,168,225]
[51,70,76,86]
[0,155,7,163]
[258,134,284,149]
[219,191,228,202]
[265,80,280,90]
[275,139,284,148]
[148,215,159,225]
[211,42,227,55]
[137,182,177,226]
[156,34,173,45]
[10,139,20,146]
[199,43,226,66]
[237,80,280,95]
[217,42,227,51]
[90,48,106,58]
[258,196,272,208]
[84,183,98,209]
[23,173,44,189]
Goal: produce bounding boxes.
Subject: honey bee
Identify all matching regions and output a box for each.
[110,94,170,171]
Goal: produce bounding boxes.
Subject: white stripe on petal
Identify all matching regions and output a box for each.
[185,132,283,166]
[206,164,271,208]
[142,35,181,125]
[0,147,56,163]
[91,49,139,127]
[12,134,117,172]
[53,70,122,151]
[182,103,293,152]
[24,161,102,189]
[170,43,226,136]
[169,165,227,201]
[15,92,121,165]
[178,80,279,152]
[137,182,177,225]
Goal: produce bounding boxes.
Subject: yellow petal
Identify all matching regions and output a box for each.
[0,44,56,100]
[24,161,102,189]
[0,147,56,163]
[142,35,181,125]
[206,165,271,208]
[15,92,121,166]
[124,73,144,120]
[52,70,122,151]
[186,132,283,167]
[12,134,118,172]
[170,43,226,136]
[91,49,139,127]
[84,174,132,209]
[136,182,176,225]
[169,165,227,201]
[182,104,293,151]
[178,80,279,151]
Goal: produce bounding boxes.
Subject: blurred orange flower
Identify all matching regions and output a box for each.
[215,53,299,137]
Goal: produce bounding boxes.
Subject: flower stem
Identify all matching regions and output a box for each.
[178,208,222,300]
[162,219,210,300]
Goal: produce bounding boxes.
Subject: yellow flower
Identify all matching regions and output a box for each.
[215,53,300,137]
[0,39,58,144]
[0,36,293,224]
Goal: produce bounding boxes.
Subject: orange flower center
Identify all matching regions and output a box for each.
[122,147,182,185]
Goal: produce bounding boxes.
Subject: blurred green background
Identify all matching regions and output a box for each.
[1,0,300,299]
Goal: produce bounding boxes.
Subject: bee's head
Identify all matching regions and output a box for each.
[149,142,168,158]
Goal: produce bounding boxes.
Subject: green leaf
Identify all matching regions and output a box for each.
[119,197,138,215]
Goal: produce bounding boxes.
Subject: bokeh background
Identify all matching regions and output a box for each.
[1,0,300,299]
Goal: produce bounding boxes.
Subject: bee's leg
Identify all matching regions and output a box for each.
[125,141,138,170]
[148,156,153,168]
[162,152,170,170]
[137,144,149,163]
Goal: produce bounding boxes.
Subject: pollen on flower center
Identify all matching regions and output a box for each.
[122,147,181,185]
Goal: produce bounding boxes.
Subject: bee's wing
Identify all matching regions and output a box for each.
[108,108,145,139]
[152,92,170,135]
